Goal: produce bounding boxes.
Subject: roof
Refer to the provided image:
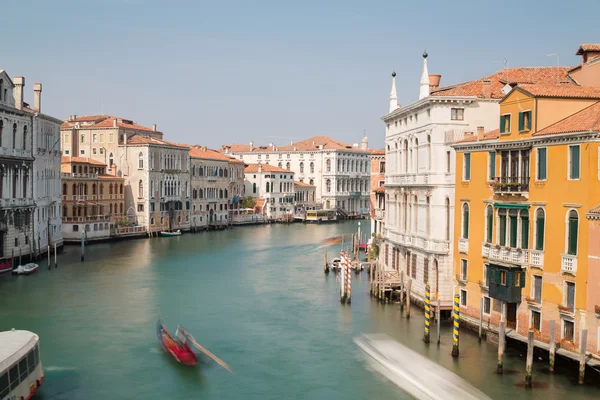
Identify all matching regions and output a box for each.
[534,101,600,136]
[189,146,241,162]
[588,203,600,216]
[576,44,600,54]
[244,164,294,174]
[369,149,386,155]
[123,134,188,148]
[0,330,38,371]
[222,135,367,154]
[61,115,160,133]
[61,156,106,166]
[294,180,315,187]
[457,129,501,143]
[515,84,600,99]
[430,67,574,99]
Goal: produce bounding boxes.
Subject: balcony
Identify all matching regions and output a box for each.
[384,229,449,254]
[490,176,530,195]
[61,172,99,179]
[561,254,577,275]
[458,238,468,253]
[386,173,430,186]
[487,246,529,266]
[529,250,544,269]
[374,209,385,220]
[489,283,522,303]
[481,243,490,258]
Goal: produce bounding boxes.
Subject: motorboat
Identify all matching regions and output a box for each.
[0,329,44,400]
[0,261,12,274]
[328,257,341,271]
[12,263,39,275]
[160,230,181,237]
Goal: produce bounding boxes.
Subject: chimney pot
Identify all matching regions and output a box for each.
[113,119,117,128]
[249,141,254,151]
[482,79,492,98]
[477,126,485,135]
[153,124,157,131]
[69,114,77,121]
[13,76,24,110]
[33,83,42,112]
[428,74,442,90]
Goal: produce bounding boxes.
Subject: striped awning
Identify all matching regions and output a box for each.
[493,203,529,210]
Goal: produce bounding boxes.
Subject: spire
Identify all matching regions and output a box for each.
[419,50,430,100]
[389,71,399,113]
[361,129,368,150]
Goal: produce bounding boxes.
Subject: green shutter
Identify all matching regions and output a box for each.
[568,218,578,255]
[487,266,493,284]
[506,271,513,287]
[500,115,506,133]
[499,215,506,246]
[486,211,493,243]
[518,112,524,131]
[521,215,529,249]
[494,269,501,285]
[510,216,518,248]
[536,216,544,250]
[526,111,532,129]
[520,271,526,288]
[571,146,580,179]
[465,154,471,180]
[489,151,496,179]
[463,207,469,239]
[538,148,547,180]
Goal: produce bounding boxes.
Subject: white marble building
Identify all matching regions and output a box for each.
[244,164,295,220]
[221,135,370,216]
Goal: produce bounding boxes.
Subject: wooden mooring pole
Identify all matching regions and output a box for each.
[478,297,483,342]
[497,321,505,374]
[400,271,405,309]
[451,294,460,357]
[549,320,556,373]
[406,279,412,318]
[324,247,329,274]
[525,330,534,388]
[437,298,441,344]
[579,329,588,384]
[423,284,431,343]
[54,243,58,268]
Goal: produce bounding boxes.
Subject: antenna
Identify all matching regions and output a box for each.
[546,53,560,85]
[494,58,509,84]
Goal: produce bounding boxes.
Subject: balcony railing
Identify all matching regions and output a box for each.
[487,246,529,265]
[491,176,530,194]
[529,250,544,269]
[561,254,577,274]
[458,238,468,253]
[386,173,430,185]
[384,229,449,254]
[481,243,490,258]
[72,195,88,201]
[375,209,385,220]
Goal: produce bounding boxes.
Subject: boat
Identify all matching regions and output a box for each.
[306,209,337,223]
[354,334,491,400]
[156,318,198,366]
[12,263,39,275]
[328,257,341,271]
[0,329,45,400]
[0,261,12,274]
[160,230,181,237]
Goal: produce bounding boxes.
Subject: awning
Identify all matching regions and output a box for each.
[493,203,529,210]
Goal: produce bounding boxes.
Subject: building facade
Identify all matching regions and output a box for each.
[293,181,317,219]
[244,164,295,220]
[452,83,600,355]
[381,52,575,309]
[222,135,370,215]
[370,149,385,237]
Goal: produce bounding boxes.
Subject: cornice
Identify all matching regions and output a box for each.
[452,131,599,152]
[381,96,483,122]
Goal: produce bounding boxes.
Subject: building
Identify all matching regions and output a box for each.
[381,51,576,310]
[228,156,246,217]
[189,145,242,229]
[221,135,371,216]
[452,83,600,355]
[118,134,190,233]
[293,181,317,219]
[23,83,63,253]
[0,72,35,261]
[60,157,124,242]
[244,164,295,220]
[370,149,385,237]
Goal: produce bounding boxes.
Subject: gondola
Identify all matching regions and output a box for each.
[156,318,198,366]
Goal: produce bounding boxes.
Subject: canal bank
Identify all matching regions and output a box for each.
[1,221,598,399]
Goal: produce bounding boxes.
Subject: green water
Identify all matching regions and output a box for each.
[0,221,598,399]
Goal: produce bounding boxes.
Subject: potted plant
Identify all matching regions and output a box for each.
[494,244,501,250]
[558,304,571,312]
[516,247,522,253]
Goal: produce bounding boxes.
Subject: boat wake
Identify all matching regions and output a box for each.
[45,366,78,372]
[354,334,491,400]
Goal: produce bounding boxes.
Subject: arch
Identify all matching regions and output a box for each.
[485,204,494,243]
[13,123,17,149]
[326,159,331,172]
[310,162,314,174]
[22,125,27,150]
[300,162,304,173]
[461,202,469,239]
[534,207,545,251]
[309,178,314,185]
[326,179,331,193]
[138,152,144,169]
[109,153,114,168]
[566,209,579,255]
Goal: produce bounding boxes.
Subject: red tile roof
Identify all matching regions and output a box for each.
[430,67,574,99]
[61,115,160,134]
[576,44,600,54]
[369,149,386,155]
[294,181,315,187]
[189,145,241,162]
[516,84,600,99]
[124,134,188,148]
[588,203,600,214]
[222,135,367,153]
[244,164,294,174]
[61,156,106,166]
[457,129,500,143]
[534,101,600,136]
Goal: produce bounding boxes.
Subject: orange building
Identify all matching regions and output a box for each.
[452,84,600,356]
[369,149,385,237]
[61,157,124,242]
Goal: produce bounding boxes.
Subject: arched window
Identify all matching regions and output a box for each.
[92,184,97,195]
[403,140,408,172]
[138,152,144,169]
[266,182,270,193]
[427,135,432,170]
[138,180,144,198]
[286,162,291,170]
[0,120,3,147]
[310,162,314,174]
[445,198,450,240]
[253,182,256,194]
[22,125,27,150]
[109,184,113,195]
[110,204,113,213]
[109,153,114,168]
[462,203,469,239]
[567,210,579,255]
[300,162,304,173]
[326,159,331,172]
[120,203,123,214]
[413,195,418,233]
[485,205,493,243]
[414,138,419,171]
[13,123,17,149]
[426,196,431,236]
[63,183,67,195]
[309,179,314,185]
[535,208,545,250]
[326,179,331,193]
[520,209,529,249]
[278,162,282,168]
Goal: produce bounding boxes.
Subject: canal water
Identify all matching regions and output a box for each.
[0,221,598,399]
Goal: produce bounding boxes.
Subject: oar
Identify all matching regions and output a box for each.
[178,326,233,373]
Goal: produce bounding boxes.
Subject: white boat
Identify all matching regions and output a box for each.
[354,334,491,400]
[160,230,181,237]
[12,263,39,275]
[0,329,44,400]
[328,257,341,271]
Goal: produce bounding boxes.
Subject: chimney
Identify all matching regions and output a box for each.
[13,76,24,110]
[250,141,254,151]
[124,133,127,145]
[477,126,484,136]
[113,118,118,128]
[428,74,441,90]
[153,124,157,131]
[69,114,77,121]
[482,79,491,98]
[33,83,42,112]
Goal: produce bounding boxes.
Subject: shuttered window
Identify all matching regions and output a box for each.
[488,151,496,180]
[567,210,578,255]
[521,212,529,249]
[500,115,506,133]
[569,145,580,179]
[462,203,469,239]
[537,148,547,180]
[486,206,493,243]
[518,112,524,131]
[535,209,545,250]
[566,282,575,311]
[464,153,471,181]
[518,111,532,131]
[533,276,542,303]
[510,215,518,248]
[499,212,507,246]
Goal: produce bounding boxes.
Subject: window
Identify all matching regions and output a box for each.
[562,319,574,341]
[138,180,143,198]
[137,204,144,212]
[93,133,98,143]
[266,182,269,193]
[460,259,467,280]
[569,145,580,180]
[488,151,496,180]
[531,310,541,331]
[310,162,314,174]
[299,162,304,173]
[80,149,85,155]
[92,148,97,154]
[498,209,507,246]
[500,114,511,133]
[326,159,331,172]
[533,275,542,303]
[109,153,114,168]
[483,296,491,315]
[521,210,529,249]
[326,179,331,193]
[446,151,451,173]
[499,270,507,285]
[509,210,518,248]
[536,148,547,180]
[445,197,450,241]
[109,132,114,143]
[286,162,290,170]
[463,153,471,180]
[519,110,532,131]
[73,225,79,232]
[485,205,493,243]
[80,134,85,143]
[460,289,467,306]
[564,280,575,312]
[451,108,464,121]
[252,182,256,193]
[533,208,545,250]
[461,203,469,239]
[567,210,578,255]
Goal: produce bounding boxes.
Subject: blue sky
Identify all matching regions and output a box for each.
[3,0,599,149]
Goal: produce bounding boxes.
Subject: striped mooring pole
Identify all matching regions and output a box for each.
[423,284,431,343]
[346,256,352,304]
[452,294,460,357]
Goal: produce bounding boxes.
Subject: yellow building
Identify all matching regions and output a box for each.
[452,84,600,355]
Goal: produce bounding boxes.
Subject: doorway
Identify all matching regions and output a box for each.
[507,303,517,329]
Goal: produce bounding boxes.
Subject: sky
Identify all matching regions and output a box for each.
[3,0,600,149]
